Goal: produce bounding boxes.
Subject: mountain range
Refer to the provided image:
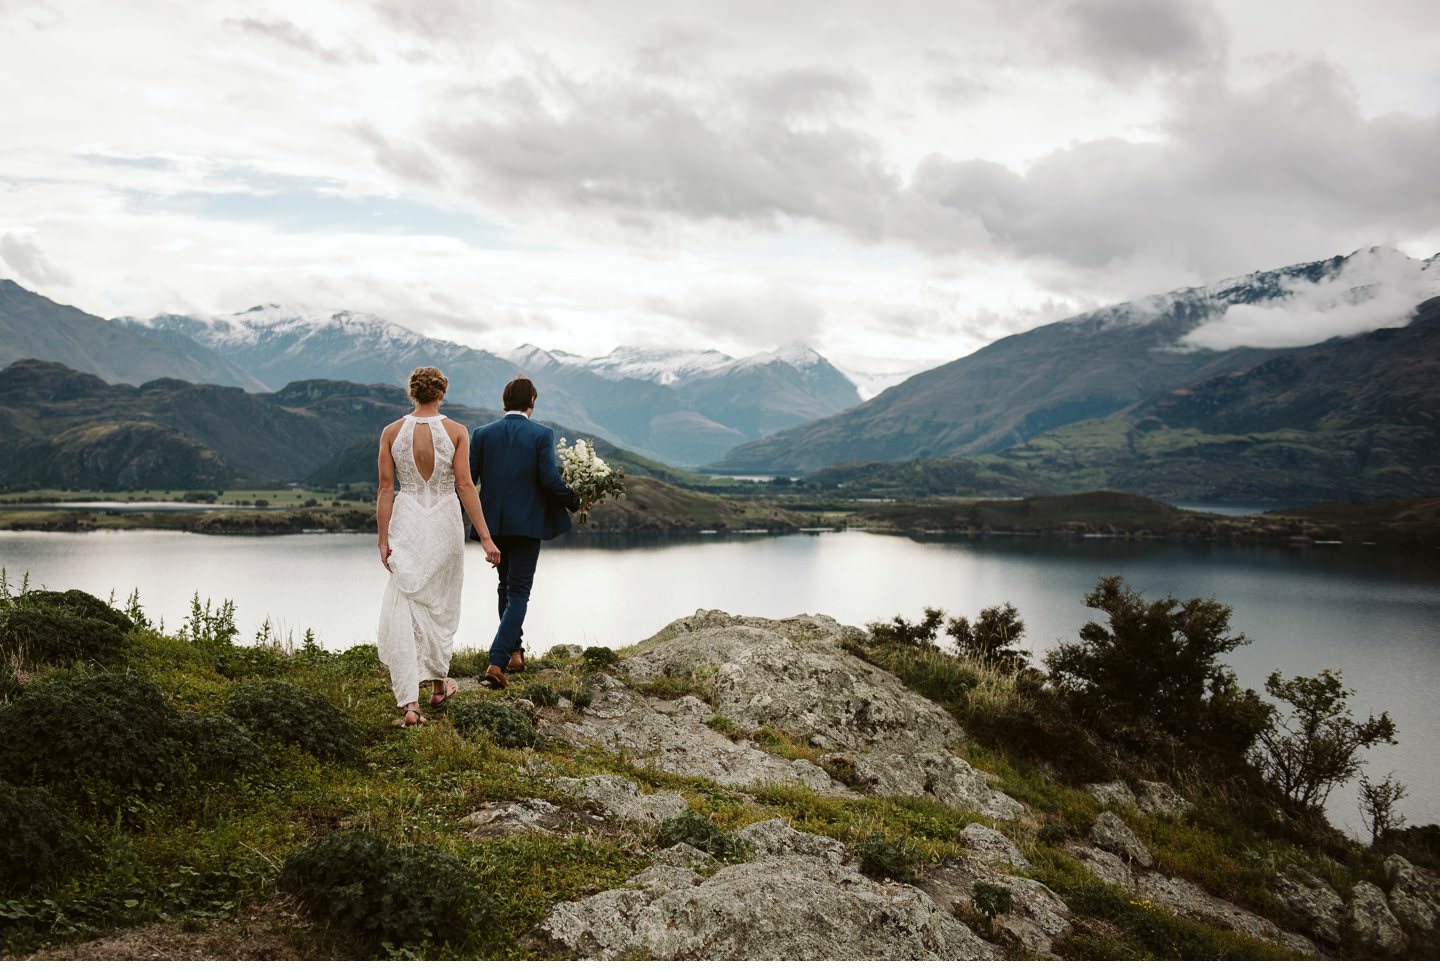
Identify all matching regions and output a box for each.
[712,247,1440,501]
[114,307,859,466]
[0,280,863,469]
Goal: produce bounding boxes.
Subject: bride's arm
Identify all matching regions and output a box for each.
[452,426,502,567]
[376,423,398,570]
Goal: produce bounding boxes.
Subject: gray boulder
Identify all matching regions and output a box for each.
[1090,811,1154,868]
[1274,868,1344,946]
[1069,843,1134,888]
[552,774,689,825]
[1086,781,1138,810]
[919,857,1073,956]
[652,842,718,871]
[847,750,1025,821]
[460,799,600,838]
[959,823,1030,870]
[534,855,1001,960]
[1135,781,1191,818]
[624,610,962,752]
[735,817,849,866]
[1385,854,1440,936]
[1348,880,1406,955]
[540,673,849,794]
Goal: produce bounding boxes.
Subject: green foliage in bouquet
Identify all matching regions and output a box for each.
[224,680,362,763]
[450,699,538,749]
[280,830,494,955]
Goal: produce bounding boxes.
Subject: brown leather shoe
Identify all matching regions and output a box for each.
[482,665,509,690]
[506,650,526,673]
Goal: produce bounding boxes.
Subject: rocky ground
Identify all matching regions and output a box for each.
[442,610,1436,960]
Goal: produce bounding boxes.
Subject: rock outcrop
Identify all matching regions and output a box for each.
[1274,868,1345,946]
[1385,854,1440,937]
[555,610,1022,820]
[1090,811,1154,868]
[532,818,1000,960]
[1348,880,1406,955]
[918,857,1073,955]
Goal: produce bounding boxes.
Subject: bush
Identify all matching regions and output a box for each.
[653,812,744,861]
[214,645,289,679]
[323,643,383,677]
[581,645,618,669]
[855,833,923,883]
[0,589,132,666]
[972,880,1014,931]
[947,603,1028,670]
[1252,669,1397,811]
[1037,823,1069,846]
[450,699,538,749]
[1045,576,1268,762]
[0,672,258,812]
[520,683,560,707]
[867,607,946,650]
[0,783,89,892]
[280,830,492,954]
[225,680,362,763]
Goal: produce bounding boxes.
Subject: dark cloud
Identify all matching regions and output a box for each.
[740,67,871,119]
[903,62,1440,278]
[351,123,443,184]
[998,0,1226,82]
[372,0,490,41]
[0,233,72,286]
[434,77,896,235]
[633,23,731,76]
[226,17,375,65]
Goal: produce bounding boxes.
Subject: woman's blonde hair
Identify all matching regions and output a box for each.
[408,366,448,404]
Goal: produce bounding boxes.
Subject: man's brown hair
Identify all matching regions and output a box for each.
[503,376,537,412]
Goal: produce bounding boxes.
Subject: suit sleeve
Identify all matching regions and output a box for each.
[538,428,581,512]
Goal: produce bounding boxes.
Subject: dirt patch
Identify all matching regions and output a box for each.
[27,900,310,961]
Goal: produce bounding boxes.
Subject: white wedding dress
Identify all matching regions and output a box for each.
[377,415,463,707]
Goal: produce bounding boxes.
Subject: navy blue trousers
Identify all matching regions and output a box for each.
[489,535,541,669]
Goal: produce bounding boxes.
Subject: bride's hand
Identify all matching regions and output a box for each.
[481,537,501,567]
[379,539,392,571]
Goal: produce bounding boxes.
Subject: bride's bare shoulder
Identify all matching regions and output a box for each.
[441,417,469,440]
[379,417,405,442]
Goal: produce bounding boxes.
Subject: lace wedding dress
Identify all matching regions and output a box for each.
[377,415,464,707]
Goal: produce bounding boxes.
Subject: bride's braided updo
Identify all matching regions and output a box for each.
[408,366,448,405]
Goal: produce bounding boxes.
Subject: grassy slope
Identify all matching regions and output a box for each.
[5,585,1428,960]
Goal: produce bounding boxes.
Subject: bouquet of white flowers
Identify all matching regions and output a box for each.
[555,437,626,524]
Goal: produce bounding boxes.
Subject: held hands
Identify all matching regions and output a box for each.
[481,536,502,568]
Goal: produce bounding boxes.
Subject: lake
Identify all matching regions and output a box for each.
[2,528,1437,836]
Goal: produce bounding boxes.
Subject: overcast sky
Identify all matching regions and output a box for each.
[2,0,1438,392]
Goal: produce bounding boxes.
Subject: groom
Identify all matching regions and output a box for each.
[468,376,582,688]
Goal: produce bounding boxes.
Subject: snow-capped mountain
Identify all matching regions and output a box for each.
[118,307,861,467]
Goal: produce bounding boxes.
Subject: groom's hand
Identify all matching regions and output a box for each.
[482,537,502,568]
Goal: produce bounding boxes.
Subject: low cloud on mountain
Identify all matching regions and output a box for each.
[1185,248,1440,350]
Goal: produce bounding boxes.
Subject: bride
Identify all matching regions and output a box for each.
[376,366,501,726]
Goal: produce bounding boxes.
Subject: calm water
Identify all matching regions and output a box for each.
[3,529,1437,836]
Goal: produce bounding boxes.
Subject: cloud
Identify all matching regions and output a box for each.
[225,17,375,65]
[1183,247,1440,350]
[0,232,72,286]
[1051,0,1226,81]
[902,62,1440,278]
[740,68,871,119]
[434,75,897,235]
[647,283,826,346]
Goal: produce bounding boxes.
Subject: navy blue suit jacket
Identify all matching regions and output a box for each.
[469,414,580,541]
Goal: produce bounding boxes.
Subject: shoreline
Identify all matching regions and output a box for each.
[2,508,1435,551]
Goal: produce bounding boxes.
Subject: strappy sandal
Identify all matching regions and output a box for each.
[429,677,459,707]
[402,703,428,727]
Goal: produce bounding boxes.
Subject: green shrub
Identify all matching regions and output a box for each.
[520,683,560,707]
[450,699,538,749]
[0,589,132,666]
[581,645,618,669]
[0,656,19,703]
[224,680,361,763]
[280,830,492,954]
[0,672,258,813]
[214,645,288,679]
[0,783,89,892]
[325,643,383,677]
[1037,823,1069,846]
[855,833,923,883]
[653,812,743,861]
[973,880,1014,931]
